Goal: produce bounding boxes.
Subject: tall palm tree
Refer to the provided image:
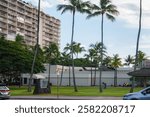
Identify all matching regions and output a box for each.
[44,43,60,93]
[28,0,41,92]
[57,0,90,92]
[124,55,134,66]
[111,54,122,87]
[130,0,142,93]
[87,0,119,92]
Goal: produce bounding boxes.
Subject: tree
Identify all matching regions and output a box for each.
[0,37,45,85]
[111,54,122,87]
[103,56,112,67]
[130,0,142,93]
[28,0,41,92]
[59,52,71,86]
[89,42,107,86]
[84,48,96,86]
[137,51,147,67]
[124,55,134,66]
[15,34,25,44]
[44,43,60,92]
[87,0,119,92]
[57,0,90,92]
[73,42,85,58]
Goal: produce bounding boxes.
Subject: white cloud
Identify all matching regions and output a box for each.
[113,0,150,29]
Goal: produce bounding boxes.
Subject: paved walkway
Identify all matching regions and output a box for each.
[10,96,122,100]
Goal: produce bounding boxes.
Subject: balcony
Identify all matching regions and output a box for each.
[0,1,8,7]
[25,20,32,24]
[0,29,7,34]
[16,31,24,36]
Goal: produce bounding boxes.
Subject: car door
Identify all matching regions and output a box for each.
[141,88,150,100]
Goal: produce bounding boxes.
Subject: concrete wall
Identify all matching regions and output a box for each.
[21,65,133,86]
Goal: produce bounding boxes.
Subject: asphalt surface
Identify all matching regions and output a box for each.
[10,96,122,100]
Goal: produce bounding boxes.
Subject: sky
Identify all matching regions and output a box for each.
[24,0,150,60]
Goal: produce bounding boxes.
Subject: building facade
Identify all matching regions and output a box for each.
[22,65,133,86]
[0,0,60,47]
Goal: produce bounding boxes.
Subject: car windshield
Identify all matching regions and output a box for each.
[0,86,9,90]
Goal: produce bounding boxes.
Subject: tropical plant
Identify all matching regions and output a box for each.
[130,0,142,93]
[44,43,60,92]
[28,0,41,92]
[111,54,122,87]
[103,56,112,67]
[137,50,147,67]
[124,55,135,66]
[57,0,90,92]
[87,0,119,92]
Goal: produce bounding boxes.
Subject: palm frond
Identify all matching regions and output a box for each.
[106,13,115,22]
[86,11,101,19]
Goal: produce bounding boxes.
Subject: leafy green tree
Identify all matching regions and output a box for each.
[111,54,122,87]
[87,0,119,92]
[0,37,45,85]
[130,0,142,93]
[57,0,90,92]
[15,34,25,44]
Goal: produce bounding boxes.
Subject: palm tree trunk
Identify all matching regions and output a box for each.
[130,0,142,93]
[28,0,41,92]
[114,69,117,87]
[94,66,96,86]
[71,10,78,92]
[48,63,51,84]
[99,14,104,92]
[59,65,64,86]
[91,65,93,86]
[69,65,71,86]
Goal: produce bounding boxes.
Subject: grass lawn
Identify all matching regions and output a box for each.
[9,86,142,97]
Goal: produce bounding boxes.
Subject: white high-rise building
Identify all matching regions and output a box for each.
[0,0,60,47]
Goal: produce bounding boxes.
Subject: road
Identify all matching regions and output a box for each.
[10,96,122,100]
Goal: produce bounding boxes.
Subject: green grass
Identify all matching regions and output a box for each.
[9,86,142,97]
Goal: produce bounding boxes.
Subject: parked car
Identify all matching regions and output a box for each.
[123,86,150,100]
[0,84,10,99]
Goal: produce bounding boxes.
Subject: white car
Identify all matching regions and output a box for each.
[123,86,150,100]
[0,84,10,99]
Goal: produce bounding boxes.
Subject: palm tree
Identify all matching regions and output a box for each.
[87,0,119,92]
[124,55,134,66]
[59,52,71,86]
[28,0,41,92]
[130,0,142,93]
[74,42,85,58]
[84,48,96,86]
[57,0,90,92]
[111,54,122,87]
[137,51,147,67]
[90,42,107,86]
[44,43,60,93]
[103,56,112,67]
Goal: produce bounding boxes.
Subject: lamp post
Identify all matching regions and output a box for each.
[28,0,41,92]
